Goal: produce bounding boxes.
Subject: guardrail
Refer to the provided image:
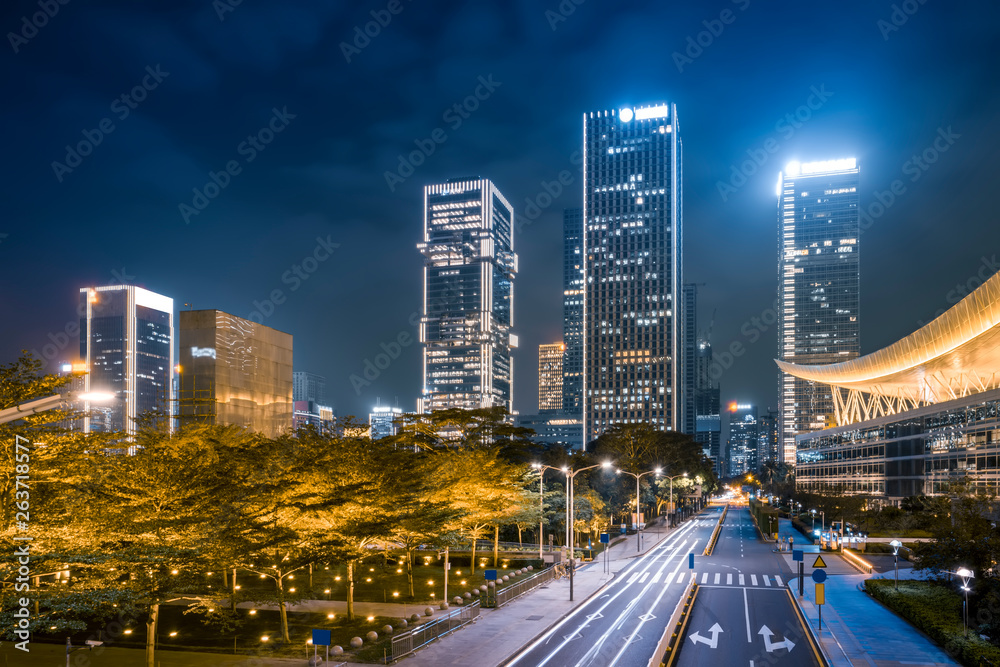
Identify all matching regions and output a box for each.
[388,600,481,661]
[842,548,874,575]
[492,565,558,608]
[660,581,699,667]
[704,504,728,556]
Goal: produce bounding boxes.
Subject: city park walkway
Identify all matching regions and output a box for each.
[774,517,957,667]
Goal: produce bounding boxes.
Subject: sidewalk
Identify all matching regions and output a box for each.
[775,519,957,667]
[396,514,699,667]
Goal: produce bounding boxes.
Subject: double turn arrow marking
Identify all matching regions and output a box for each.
[758,625,795,653]
[688,623,723,649]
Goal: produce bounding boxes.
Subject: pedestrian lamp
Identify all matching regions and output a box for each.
[889,539,902,589]
[562,461,614,601]
[956,567,974,638]
[616,467,661,553]
[531,463,561,560]
[663,472,688,526]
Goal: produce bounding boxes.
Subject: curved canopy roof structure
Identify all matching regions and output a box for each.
[776,268,1000,404]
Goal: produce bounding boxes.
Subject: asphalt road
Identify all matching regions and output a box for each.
[506,506,725,667]
[673,507,821,667]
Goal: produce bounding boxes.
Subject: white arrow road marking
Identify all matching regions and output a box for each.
[688,623,723,649]
[758,625,796,653]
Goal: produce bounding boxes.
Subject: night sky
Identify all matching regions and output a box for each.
[3,0,999,421]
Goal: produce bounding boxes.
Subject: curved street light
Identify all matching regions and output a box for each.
[616,467,661,553]
[0,391,115,426]
[956,567,975,637]
[561,461,613,601]
[661,472,688,527]
[530,463,562,560]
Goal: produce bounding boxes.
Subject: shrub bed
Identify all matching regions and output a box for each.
[864,579,1000,666]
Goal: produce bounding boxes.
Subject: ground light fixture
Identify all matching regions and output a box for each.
[889,539,902,589]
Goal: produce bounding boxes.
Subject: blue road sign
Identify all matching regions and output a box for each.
[312,629,331,646]
[792,549,803,562]
[485,569,498,581]
[811,568,827,583]
[688,553,695,569]
[600,533,610,544]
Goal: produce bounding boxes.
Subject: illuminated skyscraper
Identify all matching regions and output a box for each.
[177,310,293,438]
[777,158,860,465]
[370,405,403,439]
[538,342,564,413]
[78,285,173,435]
[562,207,584,415]
[726,402,758,476]
[583,103,682,446]
[418,178,517,413]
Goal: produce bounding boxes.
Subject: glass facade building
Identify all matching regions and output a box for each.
[177,310,293,438]
[583,103,682,446]
[681,283,698,437]
[78,285,173,435]
[777,158,860,466]
[796,389,1000,502]
[538,342,564,413]
[418,178,517,413]
[694,338,722,475]
[727,403,758,476]
[562,207,584,416]
[293,371,326,406]
[370,406,403,439]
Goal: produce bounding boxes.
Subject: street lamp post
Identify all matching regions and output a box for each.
[662,472,688,527]
[531,463,560,560]
[889,539,902,590]
[0,391,115,426]
[562,461,613,601]
[616,468,662,553]
[810,509,816,533]
[957,567,975,638]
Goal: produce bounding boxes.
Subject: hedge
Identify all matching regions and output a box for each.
[864,579,1000,666]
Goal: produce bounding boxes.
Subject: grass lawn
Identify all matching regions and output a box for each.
[0,642,306,666]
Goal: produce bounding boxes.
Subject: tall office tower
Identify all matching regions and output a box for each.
[694,337,722,473]
[538,342,564,412]
[777,158,860,465]
[757,408,780,469]
[417,178,517,413]
[583,103,682,447]
[177,310,293,438]
[681,283,698,436]
[370,405,403,439]
[293,371,326,406]
[726,402,758,476]
[79,285,173,435]
[562,207,584,416]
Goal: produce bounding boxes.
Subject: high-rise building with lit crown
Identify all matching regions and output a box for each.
[538,342,564,412]
[417,178,517,413]
[562,207,584,416]
[78,285,174,435]
[777,158,860,465]
[583,103,682,447]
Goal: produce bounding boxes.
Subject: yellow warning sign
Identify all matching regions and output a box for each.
[812,555,828,568]
[816,583,825,605]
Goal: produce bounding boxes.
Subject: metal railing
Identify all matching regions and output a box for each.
[492,565,557,608]
[388,600,481,662]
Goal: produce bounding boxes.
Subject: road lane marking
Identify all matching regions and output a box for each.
[652,572,661,583]
[701,572,708,583]
[714,573,720,584]
[627,573,638,583]
[639,572,650,583]
[750,574,758,586]
[743,586,752,642]
[763,575,771,587]
[775,575,783,587]
[676,572,686,584]
[727,573,733,585]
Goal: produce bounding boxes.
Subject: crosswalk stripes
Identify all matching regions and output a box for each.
[739,574,745,586]
[676,572,686,584]
[750,575,758,586]
[623,569,791,589]
[775,575,783,586]
[701,572,708,584]
[639,572,649,583]
[627,573,638,584]
[714,573,720,584]
[727,573,733,585]
[763,575,771,587]
[652,572,661,583]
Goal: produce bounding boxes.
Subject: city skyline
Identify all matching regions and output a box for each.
[2,1,998,422]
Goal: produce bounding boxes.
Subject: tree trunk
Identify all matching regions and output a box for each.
[223,567,228,587]
[347,560,356,620]
[493,525,500,567]
[277,575,290,643]
[231,567,237,612]
[470,535,477,575]
[145,602,158,667]
[406,549,414,598]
